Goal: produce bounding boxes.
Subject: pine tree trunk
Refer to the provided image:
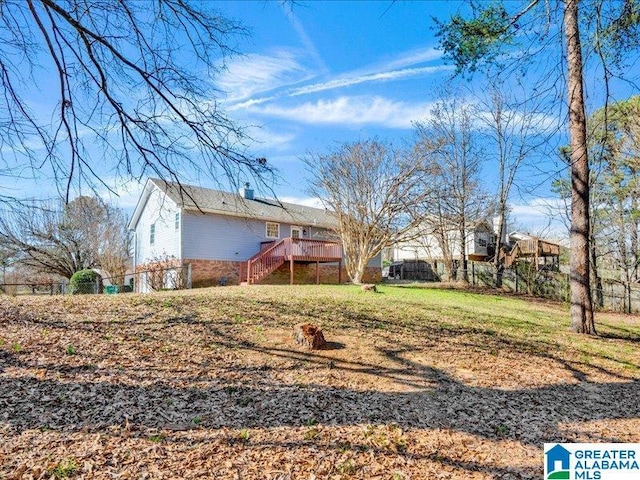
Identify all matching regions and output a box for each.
[564,0,596,334]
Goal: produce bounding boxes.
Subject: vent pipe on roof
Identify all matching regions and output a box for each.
[240,182,254,200]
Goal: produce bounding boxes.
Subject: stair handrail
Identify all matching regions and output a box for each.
[247,238,290,283]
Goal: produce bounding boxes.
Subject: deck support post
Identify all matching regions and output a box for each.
[290,257,294,285]
[338,259,342,284]
[316,261,320,284]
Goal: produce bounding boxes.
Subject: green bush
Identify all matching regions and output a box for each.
[69,269,101,294]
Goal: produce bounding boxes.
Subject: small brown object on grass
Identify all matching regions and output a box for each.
[361,284,377,292]
[294,323,327,350]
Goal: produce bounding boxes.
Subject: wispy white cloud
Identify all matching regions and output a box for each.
[288,65,453,97]
[222,45,450,112]
[245,95,436,129]
[247,125,298,152]
[281,2,329,75]
[381,47,443,70]
[216,50,313,103]
[474,109,560,134]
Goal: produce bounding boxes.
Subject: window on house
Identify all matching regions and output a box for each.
[175,212,180,231]
[150,223,156,245]
[265,222,280,239]
[478,238,487,247]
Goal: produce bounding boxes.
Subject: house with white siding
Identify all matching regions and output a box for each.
[392,219,496,264]
[128,178,381,291]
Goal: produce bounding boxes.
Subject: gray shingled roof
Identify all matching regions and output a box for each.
[152,179,337,229]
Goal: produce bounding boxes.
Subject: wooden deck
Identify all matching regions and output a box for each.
[502,237,560,268]
[514,238,560,257]
[241,238,343,284]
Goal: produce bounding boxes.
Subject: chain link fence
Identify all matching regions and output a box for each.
[466,261,640,314]
[0,282,68,296]
[0,264,192,296]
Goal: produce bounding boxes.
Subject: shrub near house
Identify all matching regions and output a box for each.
[69,269,101,294]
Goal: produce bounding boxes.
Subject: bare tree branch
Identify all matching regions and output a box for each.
[0,0,274,203]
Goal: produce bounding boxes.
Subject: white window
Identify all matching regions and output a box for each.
[175,212,180,231]
[150,223,156,245]
[266,222,280,239]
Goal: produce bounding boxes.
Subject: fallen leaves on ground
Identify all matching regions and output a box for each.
[0,285,639,479]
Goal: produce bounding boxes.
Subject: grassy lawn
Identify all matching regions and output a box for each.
[1,284,639,479]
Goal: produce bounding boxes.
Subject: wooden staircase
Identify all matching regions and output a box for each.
[240,237,342,285]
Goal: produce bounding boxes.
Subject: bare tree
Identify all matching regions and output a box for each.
[0,246,13,287]
[476,80,552,285]
[1,0,273,203]
[98,207,131,288]
[305,139,436,284]
[0,196,130,279]
[415,97,493,283]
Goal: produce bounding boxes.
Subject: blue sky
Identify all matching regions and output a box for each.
[216,1,456,173]
[207,1,567,236]
[7,1,637,239]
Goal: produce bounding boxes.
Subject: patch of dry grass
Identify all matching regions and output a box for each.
[0,285,639,479]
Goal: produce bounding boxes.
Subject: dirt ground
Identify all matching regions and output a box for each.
[1,286,639,479]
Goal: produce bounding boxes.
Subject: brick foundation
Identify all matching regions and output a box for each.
[137,258,381,289]
[184,259,241,288]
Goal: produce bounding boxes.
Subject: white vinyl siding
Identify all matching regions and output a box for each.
[133,187,180,265]
[393,224,494,261]
[181,213,335,262]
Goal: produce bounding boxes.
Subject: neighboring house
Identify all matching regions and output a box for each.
[389,220,561,279]
[128,179,381,291]
[392,219,496,264]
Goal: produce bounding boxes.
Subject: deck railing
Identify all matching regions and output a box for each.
[245,239,288,284]
[287,238,342,261]
[242,238,342,284]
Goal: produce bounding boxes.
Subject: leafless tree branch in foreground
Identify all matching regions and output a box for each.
[0,0,274,203]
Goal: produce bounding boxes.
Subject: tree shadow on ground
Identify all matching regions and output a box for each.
[2,338,638,441]
[2,293,640,478]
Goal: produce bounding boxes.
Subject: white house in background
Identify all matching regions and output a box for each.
[128,178,381,291]
[392,219,496,263]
